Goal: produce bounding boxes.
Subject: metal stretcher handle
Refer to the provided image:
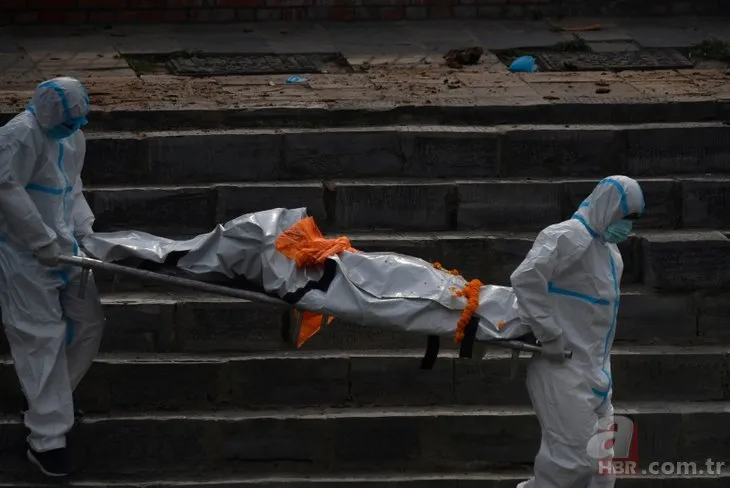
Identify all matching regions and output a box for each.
[494,339,573,359]
[496,340,573,380]
[58,255,288,307]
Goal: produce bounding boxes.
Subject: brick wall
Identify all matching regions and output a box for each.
[1,0,726,25]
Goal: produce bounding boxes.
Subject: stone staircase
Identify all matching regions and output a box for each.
[1,116,730,486]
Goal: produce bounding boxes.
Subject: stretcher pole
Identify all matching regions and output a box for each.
[498,340,573,380]
[58,255,288,307]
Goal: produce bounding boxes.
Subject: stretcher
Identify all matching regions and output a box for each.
[61,253,570,379]
[59,207,572,377]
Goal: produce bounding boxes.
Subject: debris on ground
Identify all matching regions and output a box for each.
[509,55,538,73]
[286,76,308,84]
[553,34,592,52]
[443,77,461,89]
[443,47,484,69]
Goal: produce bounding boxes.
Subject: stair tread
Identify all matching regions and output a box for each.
[2,345,728,364]
[83,176,730,191]
[1,401,728,422]
[1,470,729,487]
[81,121,730,138]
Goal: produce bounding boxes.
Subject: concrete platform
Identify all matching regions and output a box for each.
[0,285,715,356]
[0,403,728,477]
[82,177,730,234]
[82,123,730,185]
[1,473,729,488]
[0,347,728,415]
[1,21,730,129]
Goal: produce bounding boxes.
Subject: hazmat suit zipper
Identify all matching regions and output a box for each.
[592,251,619,401]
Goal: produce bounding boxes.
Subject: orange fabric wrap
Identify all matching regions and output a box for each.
[276,217,356,347]
[275,217,357,267]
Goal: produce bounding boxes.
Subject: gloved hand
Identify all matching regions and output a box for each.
[539,334,567,363]
[34,241,62,267]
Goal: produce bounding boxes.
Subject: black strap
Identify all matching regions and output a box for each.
[458,316,479,359]
[281,258,338,304]
[420,335,440,370]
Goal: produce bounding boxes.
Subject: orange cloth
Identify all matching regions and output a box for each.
[433,263,483,343]
[276,217,357,347]
[276,217,357,267]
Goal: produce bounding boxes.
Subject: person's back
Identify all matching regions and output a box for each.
[0,77,105,478]
[510,176,644,488]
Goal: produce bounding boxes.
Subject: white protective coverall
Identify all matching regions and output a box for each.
[510,176,644,488]
[0,78,105,452]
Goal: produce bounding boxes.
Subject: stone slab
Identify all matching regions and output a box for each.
[331,181,456,231]
[0,404,719,476]
[622,124,730,176]
[216,183,327,224]
[2,347,725,415]
[143,132,284,184]
[399,129,500,178]
[84,175,710,236]
[456,180,564,231]
[88,186,218,236]
[82,124,730,187]
[681,178,730,229]
[475,126,623,178]
[642,231,730,291]
[698,294,730,342]
[281,130,405,180]
[0,473,727,487]
[615,291,699,344]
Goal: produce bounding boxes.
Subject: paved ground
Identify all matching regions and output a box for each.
[0,18,729,114]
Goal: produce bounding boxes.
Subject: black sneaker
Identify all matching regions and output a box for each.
[26,445,70,478]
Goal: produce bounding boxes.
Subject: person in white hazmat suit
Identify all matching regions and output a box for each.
[510,176,644,488]
[0,77,105,478]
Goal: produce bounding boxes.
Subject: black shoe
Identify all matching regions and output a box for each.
[26,445,70,478]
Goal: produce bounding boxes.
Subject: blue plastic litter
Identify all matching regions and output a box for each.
[286,76,308,84]
[509,56,538,73]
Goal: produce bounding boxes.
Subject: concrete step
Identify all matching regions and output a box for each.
[83,177,730,235]
[81,228,730,292]
[0,285,721,356]
[2,472,730,487]
[83,124,730,187]
[0,403,728,477]
[1,347,727,414]
[32,99,730,132]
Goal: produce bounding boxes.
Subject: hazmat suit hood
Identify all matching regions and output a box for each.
[572,175,645,236]
[29,77,90,132]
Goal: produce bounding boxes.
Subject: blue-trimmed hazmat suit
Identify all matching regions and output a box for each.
[511,176,644,488]
[0,77,105,453]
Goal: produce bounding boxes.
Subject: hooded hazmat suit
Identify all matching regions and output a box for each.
[0,77,105,454]
[510,176,644,488]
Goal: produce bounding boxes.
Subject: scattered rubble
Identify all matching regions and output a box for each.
[443,47,484,69]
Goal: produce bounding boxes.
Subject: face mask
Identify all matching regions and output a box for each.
[603,219,633,244]
[47,116,87,140]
